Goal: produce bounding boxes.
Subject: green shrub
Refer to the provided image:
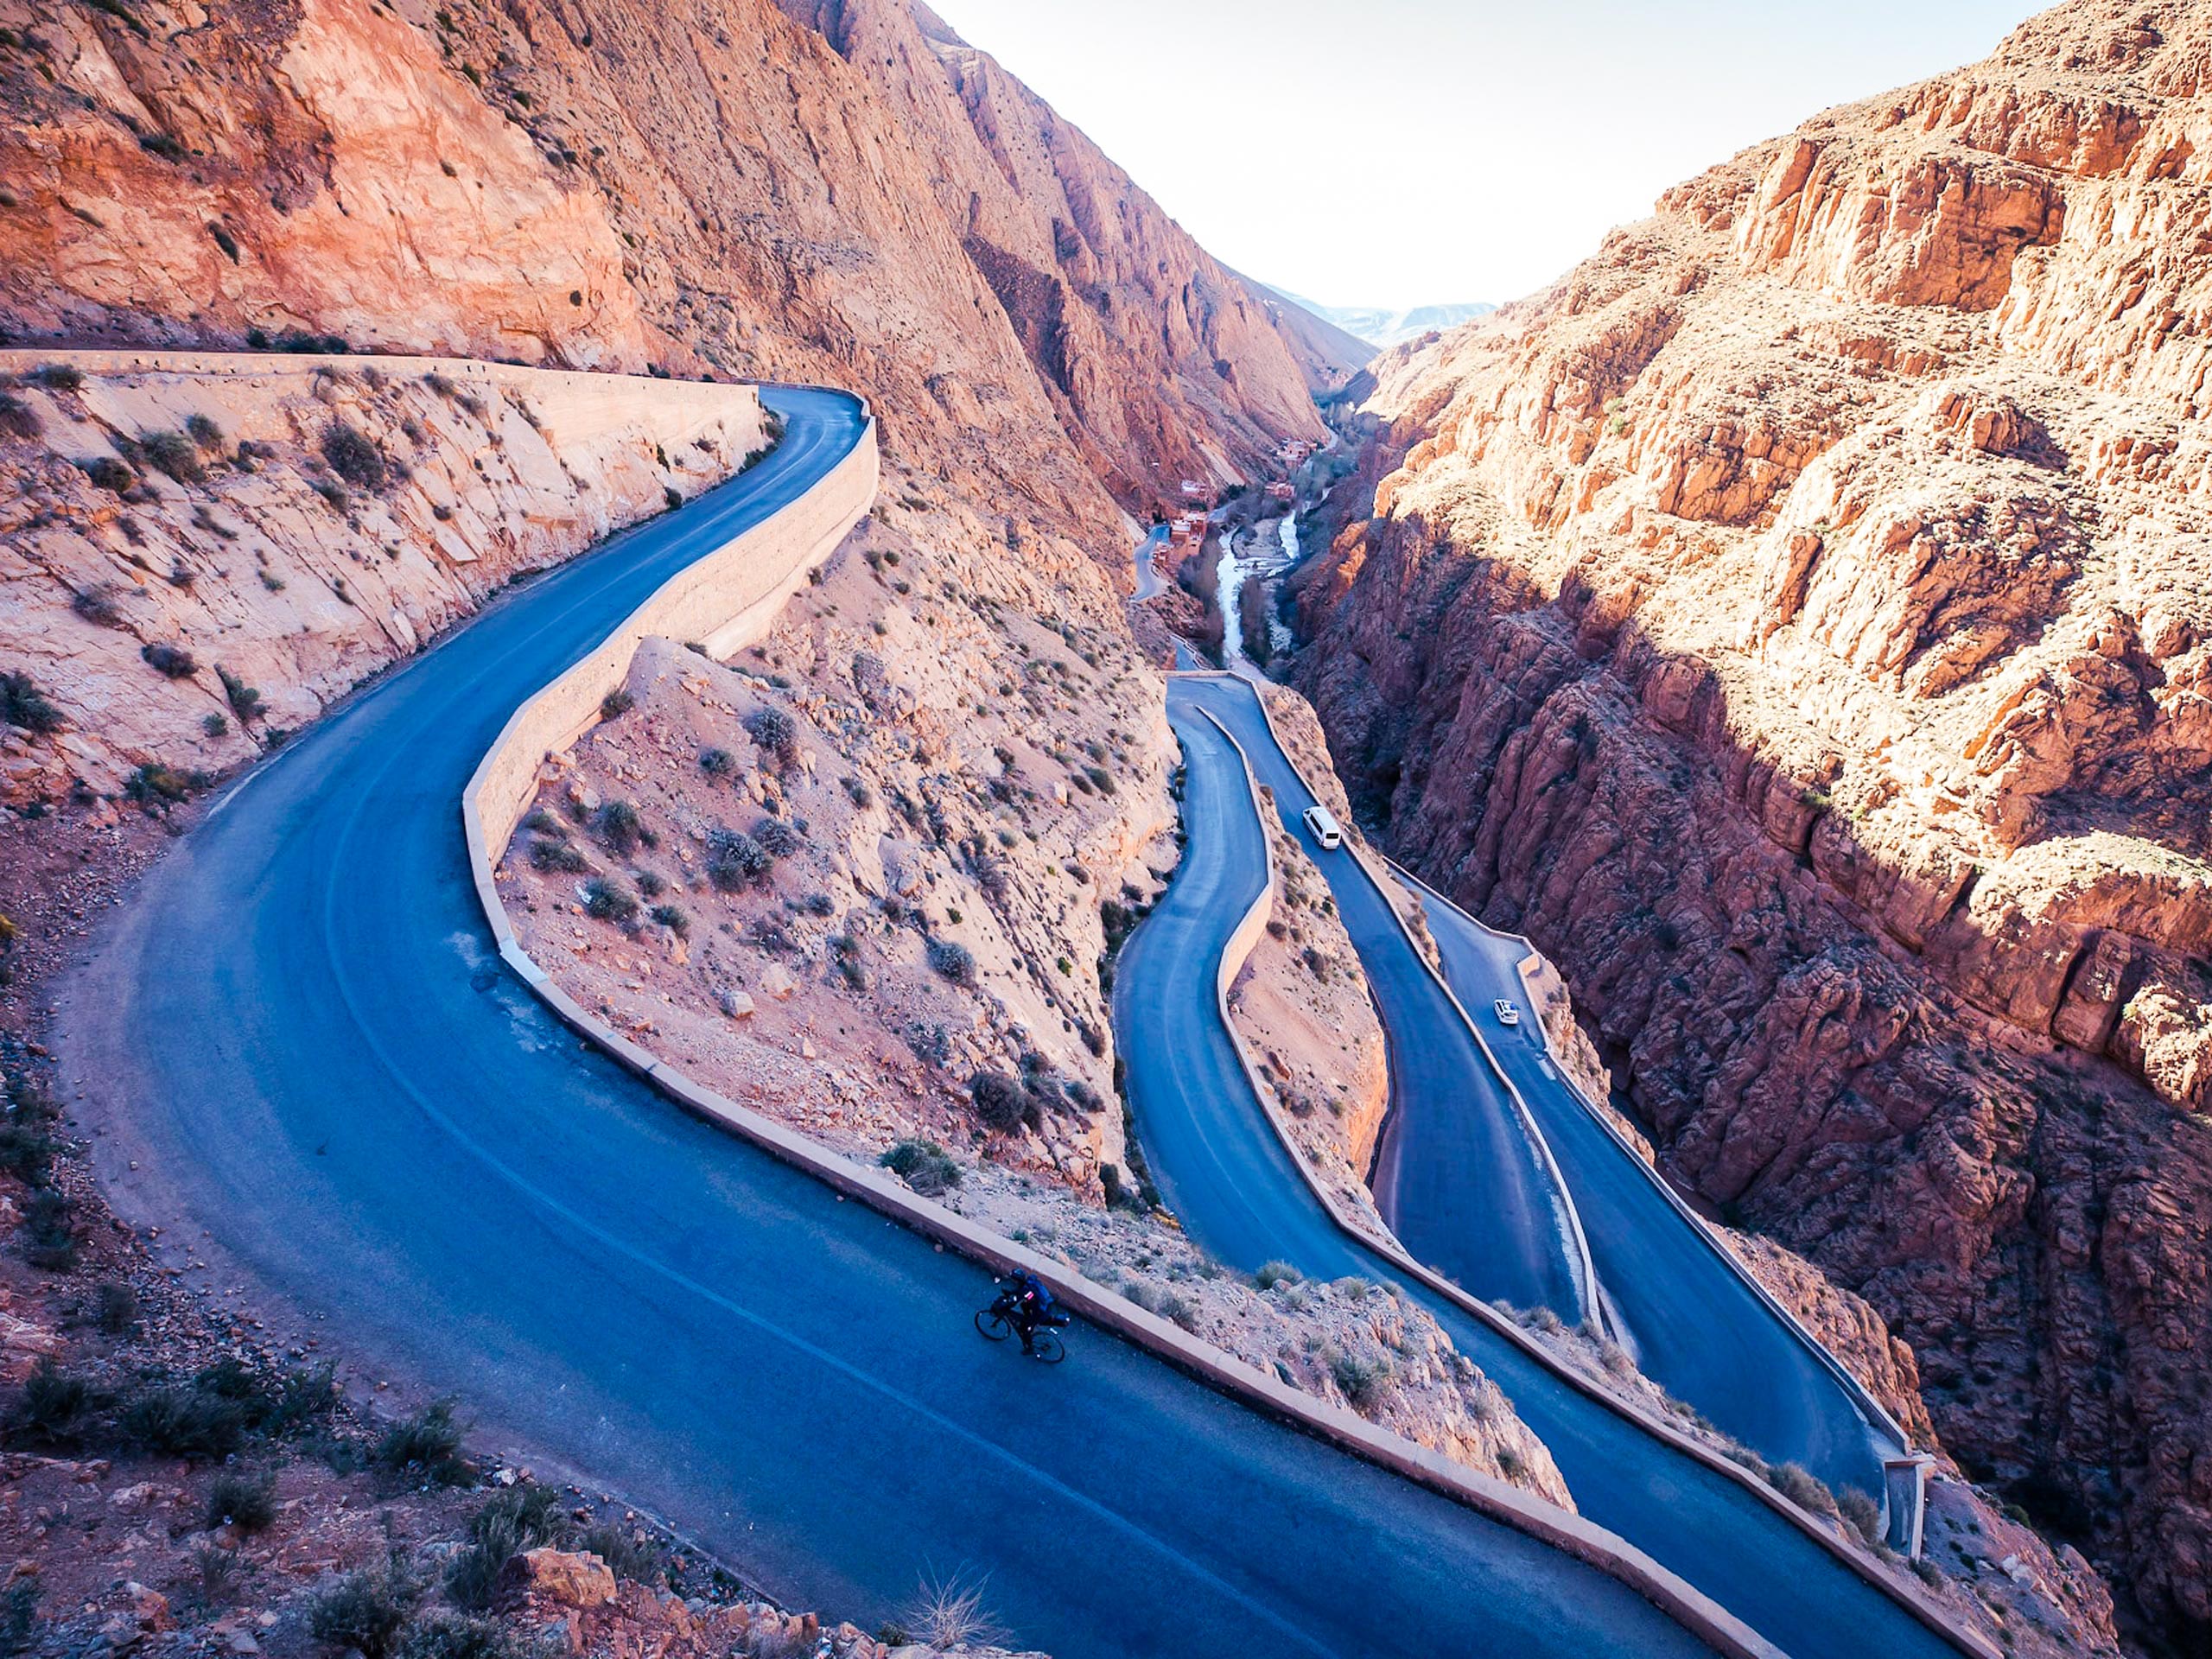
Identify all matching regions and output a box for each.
[308,1557,422,1659]
[753,817,802,859]
[1766,1460,1838,1520]
[140,429,205,483]
[10,1358,94,1444]
[706,826,769,891]
[321,422,387,490]
[968,1069,1027,1133]
[648,903,687,936]
[927,938,976,987]
[697,747,734,777]
[399,1614,527,1659]
[96,1280,139,1335]
[593,799,642,853]
[0,394,40,442]
[78,454,134,493]
[599,688,634,721]
[529,838,589,874]
[842,775,874,808]
[1836,1485,1882,1546]
[583,877,637,923]
[20,1187,77,1270]
[880,1139,961,1197]
[123,1382,247,1460]
[447,1484,566,1609]
[142,640,198,679]
[0,1580,35,1658]
[578,1523,662,1586]
[0,672,64,734]
[206,1468,278,1533]
[218,666,264,722]
[744,706,797,766]
[373,1400,472,1485]
[1253,1261,1303,1291]
[1327,1346,1394,1408]
[36,365,83,391]
[186,413,226,451]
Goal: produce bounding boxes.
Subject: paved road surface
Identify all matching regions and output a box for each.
[54,389,1720,1659]
[1130,524,1168,601]
[1116,680,1960,1659]
[1171,676,1591,1325]
[1410,882,1893,1497]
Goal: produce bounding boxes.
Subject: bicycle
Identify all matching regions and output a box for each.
[975,1293,1068,1363]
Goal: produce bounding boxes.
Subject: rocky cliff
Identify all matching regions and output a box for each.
[1294,1,2212,1643]
[0,0,1357,541]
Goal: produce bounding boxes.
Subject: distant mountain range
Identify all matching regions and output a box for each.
[1276,293,1495,351]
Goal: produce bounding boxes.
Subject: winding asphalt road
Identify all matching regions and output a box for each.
[55,386,1721,1659]
[1121,680,1961,1659]
[1170,676,1591,1326]
[1408,879,1895,1498]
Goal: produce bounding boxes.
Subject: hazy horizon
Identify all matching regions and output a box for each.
[928,0,2040,310]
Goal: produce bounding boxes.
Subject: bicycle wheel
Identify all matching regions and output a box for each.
[1028,1327,1066,1364]
[974,1307,1014,1342]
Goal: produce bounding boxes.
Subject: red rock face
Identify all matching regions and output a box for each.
[0,0,1358,543]
[1295,0,2212,1641]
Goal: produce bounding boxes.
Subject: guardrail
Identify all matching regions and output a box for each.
[1195,675,1992,1659]
[454,392,1778,1659]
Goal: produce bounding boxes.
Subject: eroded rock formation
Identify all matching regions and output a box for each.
[1294,2,2212,1641]
[0,0,1357,543]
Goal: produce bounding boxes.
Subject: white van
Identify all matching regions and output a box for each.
[1301,804,1344,850]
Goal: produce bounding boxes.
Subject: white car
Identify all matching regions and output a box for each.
[1492,1000,1521,1027]
[1301,803,1344,850]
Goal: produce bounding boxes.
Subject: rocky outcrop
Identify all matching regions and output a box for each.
[0,0,1356,544]
[0,353,765,809]
[1294,1,2212,1642]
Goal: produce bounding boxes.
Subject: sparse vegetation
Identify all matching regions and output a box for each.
[593,799,643,853]
[698,746,734,777]
[142,641,198,679]
[706,826,770,891]
[206,1466,279,1533]
[744,706,798,766]
[308,1554,423,1659]
[78,454,135,493]
[0,393,40,442]
[880,1138,962,1197]
[321,421,389,490]
[599,688,634,721]
[0,671,63,734]
[219,665,265,722]
[140,429,206,483]
[927,938,976,987]
[583,876,639,923]
[968,1068,1028,1132]
[373,1400,472,1485]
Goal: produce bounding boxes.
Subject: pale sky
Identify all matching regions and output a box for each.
[926,0,2042,310]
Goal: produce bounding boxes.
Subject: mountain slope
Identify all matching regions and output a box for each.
[0,0,1354,537]
[1292,1,2212,1643]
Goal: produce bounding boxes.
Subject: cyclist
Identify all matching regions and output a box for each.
[999,1269,1065,1355]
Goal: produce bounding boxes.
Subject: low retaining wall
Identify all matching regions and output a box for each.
[463,397,870,858]
[455,397,1774,1659]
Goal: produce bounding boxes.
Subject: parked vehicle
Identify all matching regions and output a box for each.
[1302,804,1344,850]
[1493,1000,1521,1027]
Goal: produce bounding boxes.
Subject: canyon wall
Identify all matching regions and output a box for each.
[1294,0,2212,1642]
[0,0,1356,544]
